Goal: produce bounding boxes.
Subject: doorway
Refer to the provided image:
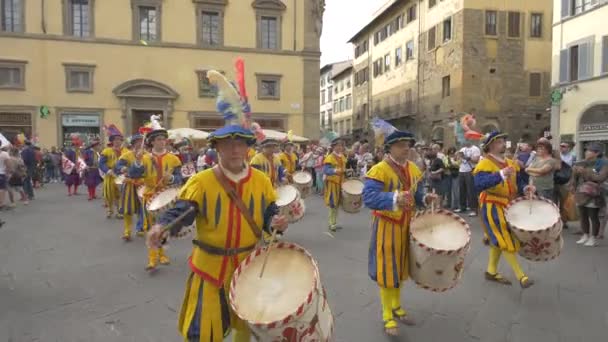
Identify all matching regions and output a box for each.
[131,110,163,134]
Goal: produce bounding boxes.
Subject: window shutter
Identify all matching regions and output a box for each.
[559,49,569,83]
[561,0,570,18]
[603,36,608,73]
[578,41,594,80]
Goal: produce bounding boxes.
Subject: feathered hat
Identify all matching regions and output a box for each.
[142,115,168,146]
[105,124,123,142]
[282,130,295,147]
[371,118,415,150]
[481,131,507,152]
[319,130,342,148]
[206,58,263,147]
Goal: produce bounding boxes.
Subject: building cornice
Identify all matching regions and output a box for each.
[552,2,608,27]
[0,32,320,58]
[553,73,608,90]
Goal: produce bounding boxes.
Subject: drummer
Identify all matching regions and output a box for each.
[81,138,103,201]
[129,117,182,270]
[323,136,347,232]
[146,67,289,342]
[362,129,437,336]
[100,124,129,218]
[250,138,286,187]
[279,140,298,183]
[115,133,146,241]
[473,131,535,288]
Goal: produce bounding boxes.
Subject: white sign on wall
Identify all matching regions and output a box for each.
[62,114,100,127]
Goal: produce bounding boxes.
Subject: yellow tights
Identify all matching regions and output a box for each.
[123,215,132,237]
[379,287,404,321]
[487,246,525,280]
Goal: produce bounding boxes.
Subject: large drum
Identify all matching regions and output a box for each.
[276,185,305,223]
[293,171,313,198]
[409,210,471,292]
[147,187,180,215]
[341,179,364,213]
[229,242,334,341]
[181,162,196,179]
[505,197,563,262]
[137,186,146,202]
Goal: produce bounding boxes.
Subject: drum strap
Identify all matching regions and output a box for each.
[192,239,256,256]
[212,166,263,239]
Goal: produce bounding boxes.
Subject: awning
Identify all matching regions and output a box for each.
[168,128,209,140]
[0,132,10,148]
[263,129,309,143]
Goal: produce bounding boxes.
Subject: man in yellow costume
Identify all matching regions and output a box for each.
[279,141,298,183]
[116,133,146,241]
[250,138,286,187]
[146,68,289,342]
[473,131,535,288]
[100,125,129,218]
[362,129,436,336]
[323,136,347,232]
[129,116,183,270]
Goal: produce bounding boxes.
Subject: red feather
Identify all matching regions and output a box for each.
[235,58,248,102]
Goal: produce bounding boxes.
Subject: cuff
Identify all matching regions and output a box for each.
[499,170,507,181]
[392,191,399,211]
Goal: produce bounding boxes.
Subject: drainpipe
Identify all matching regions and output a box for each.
[293,0,297,51]
[41,0,47,33]
[550,11,564,149]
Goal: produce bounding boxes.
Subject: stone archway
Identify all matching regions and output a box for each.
[113,79,179,134]
[578,104,608,142]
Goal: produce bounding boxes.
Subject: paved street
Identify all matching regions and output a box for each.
[1,184,607,342]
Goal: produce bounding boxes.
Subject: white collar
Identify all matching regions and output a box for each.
[219,162,249,183]
[488,153,506,163]
[388,155,407,167]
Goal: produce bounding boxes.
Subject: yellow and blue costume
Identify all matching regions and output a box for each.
[246,147,256,163]
[100,142,129,218]
[323,146,346,231]
[473,131,532,287]
[362,130,423,333]
[250,149,285,186]
[115,134,145,239]
[279,150,298,178]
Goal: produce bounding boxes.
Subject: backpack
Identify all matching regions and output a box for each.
[553,160,571,185]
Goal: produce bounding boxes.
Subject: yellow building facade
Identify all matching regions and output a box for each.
[551,0,608,154]
[0,0,323,147]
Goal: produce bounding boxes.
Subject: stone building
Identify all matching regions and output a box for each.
[330,63,353,137]
[551,0,608,155]
[349,0,553,146]
[0,0,323,147]
[319,60,351,131]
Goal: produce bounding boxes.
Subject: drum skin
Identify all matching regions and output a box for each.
[409,210,471,292]
[341,179,364,213]
[506,197,563,262]
[229,243,334,342]
[147,187,180,214]
[293,171,313,199]
[276,185,306,223]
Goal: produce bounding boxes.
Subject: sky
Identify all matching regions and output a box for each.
[320,0,388,66]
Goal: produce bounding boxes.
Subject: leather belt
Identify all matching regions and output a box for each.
[192,239,256,256]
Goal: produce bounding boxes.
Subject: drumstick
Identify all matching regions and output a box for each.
[431,189,436,214]
[259,228,278,278]
[528,178,534,214]
[159,206,197,245]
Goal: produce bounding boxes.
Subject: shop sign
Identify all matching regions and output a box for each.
[0,113,32,126]
[581,122,608,132]
[62,114,100,127]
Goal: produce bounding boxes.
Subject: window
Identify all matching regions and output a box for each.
[407,5,417,23]
[485,10,497,36]
[320,76,325,87]
[320,90,325,105]
[405,40,415,61]
[259,16,279,49]
[395,47,403,67]
[334,86,338,94]
[0,59,26,90]
[429,0,436,8]
[443,17,452,42]
[64,64,95,93]
[508,12,521,38]
[562,0,602,18]
[530,13,542,38]
[345,95,352,110]
[339,97,344,112]
[196,70,225,97]
[384,54,391,72]
[1,0,23,32]
[340,80,344,91]
[405,89,413,112]
[64,0,94,37]
[570,45,580,81]
[559,40,595,83]
[529,73,541,97]
[373,59,383,78]
[138,7,157,41]
[199,11,222,46]
[602,36,608,74]
[428,26,436,50]
[442,75,450,98]
[328,86,333,101]
[256,73,281,100]
[347,79,351,88]
[333,100,338,113]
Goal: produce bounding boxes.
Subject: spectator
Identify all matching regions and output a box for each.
[7,147,28,206]
[50,146,62,182]
[43,148,55,183]
[515,142,535,191]
[560,141,576,166]
[314,147,325,194]
[455,141,481,216]
[525,138,560,203]
[20,141,36,200]
[572,143,608,247]
[196,148,207,172]
[357,143,374,178]
[0,142,10,210]
[428,145,445,203]
[445,147,460,209]
[300,145,317,186]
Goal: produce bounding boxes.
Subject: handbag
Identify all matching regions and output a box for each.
[554,161,572,185]
[561,192,579,222]
[577,181,600,197]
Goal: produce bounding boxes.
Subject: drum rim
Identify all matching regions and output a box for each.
[505,197,560,235]
[147,186,180,212]
[276,185,299,206]
[410,209,472,253]
[229,242,321,327]
[293,171,312,181]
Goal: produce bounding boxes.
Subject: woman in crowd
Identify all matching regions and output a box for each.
[445,147,460,209]
[525,138,560,203]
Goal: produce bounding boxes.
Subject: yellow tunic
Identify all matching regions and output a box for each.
[366,160,422,288]
[473,157,520,252]
[100,147,129,206]
[138,152,182,194]
[117,150,144,216]
[246,148,256,163]
[249,152,281,186]
[323,153,347,208]
[279,151,298,175]
[176,168,277,342]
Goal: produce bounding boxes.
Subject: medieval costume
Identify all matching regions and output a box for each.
[100,125,129,218]
[473,131,534,288]
[115,134,146,240]
[63,146,81,196]
[250,139,286,187]
[323,136,347,232]
[82,139,103,200]
[152,66,285,342]
[129,117,182,269]
[362,130,427,335]
[278,141,298,183]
